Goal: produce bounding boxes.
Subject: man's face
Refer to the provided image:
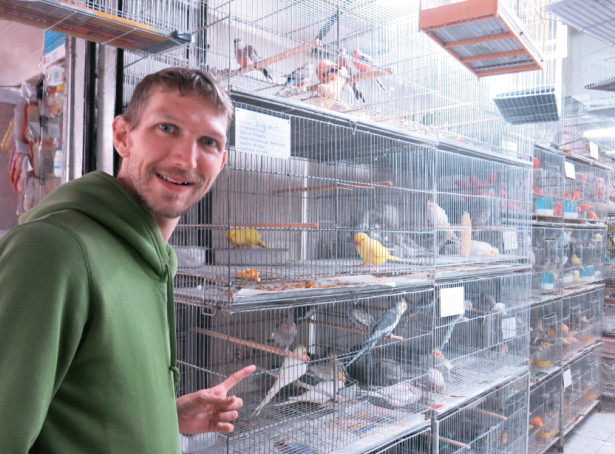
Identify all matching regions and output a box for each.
[114,89,228,219]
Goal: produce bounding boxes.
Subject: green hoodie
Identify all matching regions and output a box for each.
[0,171,181,453]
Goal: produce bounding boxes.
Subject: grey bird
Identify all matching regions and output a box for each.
[346,299,408,367]
[293,305,316,326]
[349,307,376,330]
[271,315,297,353]
[285,62,313,90]
[234,38,273,82]
[470,210,491,228]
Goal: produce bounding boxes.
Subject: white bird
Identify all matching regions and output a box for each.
[369,382,422,408]
[470,240,499,257]
[428,367,447,394]
[428,201,459,242]
[491,302,506,313]
[252,346,309,416]
[274,370,345,406]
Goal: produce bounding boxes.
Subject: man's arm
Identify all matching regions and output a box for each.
[0,221,90,452]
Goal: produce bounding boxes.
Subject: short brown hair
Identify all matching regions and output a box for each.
[122,67,234,129]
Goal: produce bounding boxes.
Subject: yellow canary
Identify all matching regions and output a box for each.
[225,229,267,248]
[571,255,581,265]
[354,233,406,266]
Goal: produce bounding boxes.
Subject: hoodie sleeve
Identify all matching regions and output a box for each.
[0,220,90,452]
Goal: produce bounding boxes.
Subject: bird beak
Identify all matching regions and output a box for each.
[355,241,360,247]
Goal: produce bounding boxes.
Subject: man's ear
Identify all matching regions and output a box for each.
[113,116,131,159]
[220,150,227,170]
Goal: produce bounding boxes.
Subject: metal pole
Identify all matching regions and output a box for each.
[62,37,86,181]
[96,44,118,175]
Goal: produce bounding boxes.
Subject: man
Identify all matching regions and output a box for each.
[0,68,255,452]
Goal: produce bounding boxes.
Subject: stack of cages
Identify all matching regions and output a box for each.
[370,427,431,454]
[561,288,604,361]
[529,372,562,454]
[562,346,602,434]
[582,34,615,118]
[531,225,565,294]
[172,102,438,309]
[530,299,563,384]
[433,150,532,273]
[603,355,615,399]
[434,373,530,454]
[560,225,607,288]
[533,147,565,221]
[564,160,609,223]
[425,273,531,410]
[176,289,433,454]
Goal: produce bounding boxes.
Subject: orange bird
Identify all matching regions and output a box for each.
[578,204,593,211]
[530,416,543,428]
[554,204,563,215]
[571,189,581,201]
[533,157,540,168]
[589,211,598,219]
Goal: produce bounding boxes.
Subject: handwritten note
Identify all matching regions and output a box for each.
[440,286,465,317]
[235,107,291,159]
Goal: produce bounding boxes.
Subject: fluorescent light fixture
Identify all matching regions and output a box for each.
[583,127,615,139]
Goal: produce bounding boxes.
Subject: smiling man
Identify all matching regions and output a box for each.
[0,68,254,453]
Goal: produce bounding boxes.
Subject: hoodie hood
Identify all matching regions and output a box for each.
[20,171,177,278]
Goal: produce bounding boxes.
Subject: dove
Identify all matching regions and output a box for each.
[234,38,273,82]
[274,367,345,406]
[369,382,422,408]
[352,49,392,99]
[354,232,409,266]
[470,240,499,257]
[271,315,297,353]
[428,201,460,243]
[285,62,313,89]
[346,299,407,367]
[491,302,506,313]
[252,345,309,416]
[225,228,267,248]
[336,48,365,102]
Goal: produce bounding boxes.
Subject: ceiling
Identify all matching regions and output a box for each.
[0,19,44,88]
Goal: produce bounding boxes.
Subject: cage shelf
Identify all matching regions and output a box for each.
[494,86,560,125]
[419,0,544,78]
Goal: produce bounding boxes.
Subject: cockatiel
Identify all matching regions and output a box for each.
[252,345,309,416]
[470,240,499,257]
[354,232,408,266]
[352,49,392,99]
[428,367,447,394]
[433,348,453,381]
[274,368,345,406]
[307,354,345,382]
[225,228,267,248]
[234,39,273,82]
[346,299,407,367]
[271,315,297,353]
[428,201,460,243]
[336,48,365,102]
[285,62,313,89]
[349,307,376,330]
[369,382,422,408]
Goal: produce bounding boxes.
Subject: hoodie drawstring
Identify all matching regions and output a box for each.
[166,263,180,388]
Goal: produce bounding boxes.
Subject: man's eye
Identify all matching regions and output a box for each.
[203,138,217,147]
[159,124,174,133]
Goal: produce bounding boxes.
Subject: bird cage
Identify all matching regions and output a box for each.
[528,372,562,454]
[434,373,530,454]
[176,289,432,454]
[562,346,602,434]
[371,427,432,454]
[603,355,615,399]
[433,150,532,270]
[546,0,615,50]
[426,273,531,408]
[533,146,565,221]
[564,160,609,222]
[171,102,437,309]
[604,302,615,338]
[0,0,197,53]
[531,226,566,294]
[530,298,563,383]
[561,288,604,360]
[560,226,607,287]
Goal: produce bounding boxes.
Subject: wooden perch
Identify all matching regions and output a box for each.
[233,40,321,76]
[439,436,472,450]
[273,181,394,195]
[307,66,395,93]
[190,327,310,362]
[176,223,319,229]
[309,319,404,342]
[474,408,507,421]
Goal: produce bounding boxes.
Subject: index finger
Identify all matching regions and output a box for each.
[219,365,256,394]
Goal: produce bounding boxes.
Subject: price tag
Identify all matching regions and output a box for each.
[440,286,464,317]
[503,230,518,252]
[590,142,600,159]
[235,107,291,159]
[502,317,517,339]
[565,162,576,179]
[563,368,572,388]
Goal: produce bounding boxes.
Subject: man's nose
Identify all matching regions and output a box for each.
[170,138,198,170]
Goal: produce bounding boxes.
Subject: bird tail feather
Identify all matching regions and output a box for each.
[252,387,276,416]
[257,240,268,248]
[375,78,392,99]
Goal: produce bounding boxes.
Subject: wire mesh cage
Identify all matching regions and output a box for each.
[176,289,433,454]
[530,299,563,383]
[583,31,615,92]
[528,371,562,454]
[370,427,432,454]
[604,303,615,338]
[435,373,530,454]
[531,225,565,294]
[533,147,565,221]
[171,102,438,308]
[564,160,609,222]
[561,288,604,360]
[603,355,615,399]
[560,226,607,288]
[562,346,602,434]
[424,273,531,408]
[433,150,532,270]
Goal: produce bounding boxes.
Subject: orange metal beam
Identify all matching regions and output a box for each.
[477,63,542,78]
[443,32,514,48]
[461,49,528,63]
[419,0,498,31]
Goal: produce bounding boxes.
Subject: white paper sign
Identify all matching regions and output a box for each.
[590,142,600,159]
[565,162,576,179]
[563,368,572,388]
[235,107,291,159]
[502,317,517,339]
[440,286,465,317]
[503,230,518,252]
[504,141,518,152]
